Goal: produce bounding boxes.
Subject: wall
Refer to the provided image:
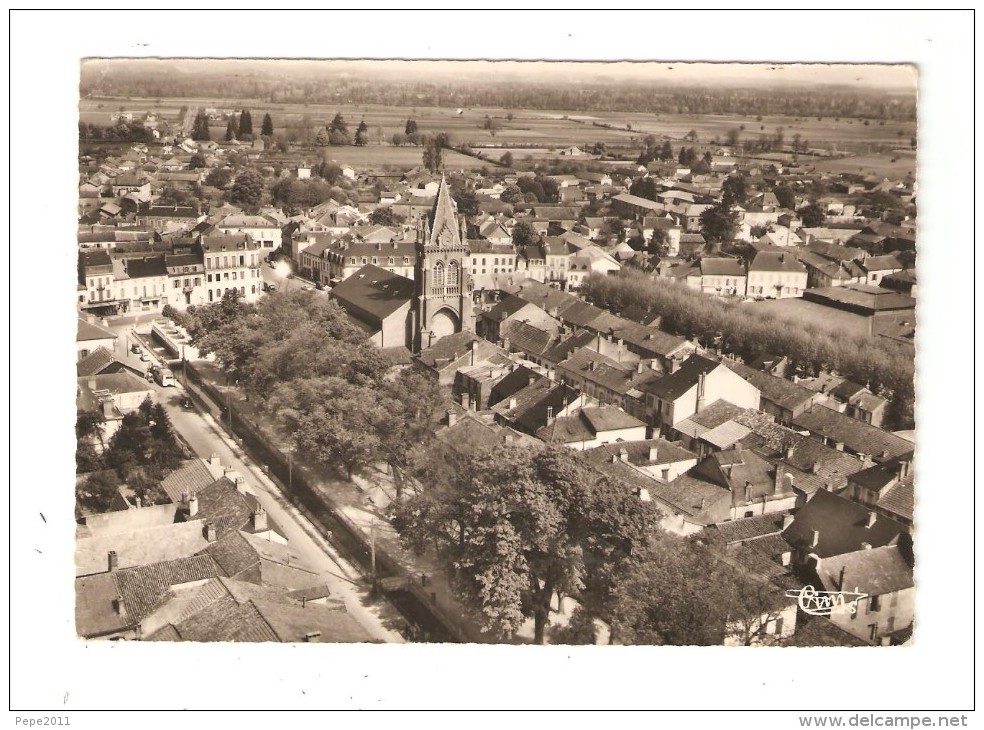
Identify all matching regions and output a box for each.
[828,585,915,644]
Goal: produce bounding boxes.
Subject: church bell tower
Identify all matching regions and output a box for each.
[413,176,474,351]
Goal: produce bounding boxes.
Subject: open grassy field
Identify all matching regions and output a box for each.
[811,149,916,179]
[744,297,872,338]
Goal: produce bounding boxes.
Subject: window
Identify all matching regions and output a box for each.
[207,274,212,283]
[869,595,881,613]
[773,616,784,635]
[868,624,878,642]
[446,261,458,287]
[208,290,213,302]
[239,255,245,266]
[432,261,445,286]
[240,287,245,295]
[174,280,181,289]
[232,272,237,281]
[251,285,256,294]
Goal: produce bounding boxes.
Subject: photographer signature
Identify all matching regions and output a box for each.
[784,585,868,616]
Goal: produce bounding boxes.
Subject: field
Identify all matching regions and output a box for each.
[79,97,914,158]
[293,145,487,171]
[743,297,872,338]
[811,149,917,179]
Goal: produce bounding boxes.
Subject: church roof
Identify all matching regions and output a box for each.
[426,176,464,249]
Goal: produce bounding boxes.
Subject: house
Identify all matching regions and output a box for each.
[476,293,561,345]
[823,378,890,429]
[647,475,733,536]
[686,257,746,296]
[691,449,799,520]
[811,544,914,645]
[416,331,509,386]
[584,438,698,483]
[791,404,912,462]
[642,354,760,431]
[329,264,415,349]
[843,452,914,532]
[567,246,621,291]
[215,214,282,250]
[781,488,908,568]
[746,251,808,299]
[77,317,118,360]
[143,576,372,643]
[720,360,820,424]
[199,233,263,303]
[537,405,647,451]
[858,254,904,285]
[136,205,204,234]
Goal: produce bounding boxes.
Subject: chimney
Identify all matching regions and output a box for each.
[866,512,877,528]
[696,371,707,411]
[304,631,322,643]
[508,396,518,410]
[113,596,126,618]
[669,358,681,373]
[810,529,820,548]
[461,392,471,410]
[209,452,221,467]
[589,361,598,372]
[785,444,795,460]
[135,496,142,509]
[619,448,629,463]
[470,339,477,366]
[251,506,268,532]
[610,453,618,464]
[637,361,645,375]
[183,492,199,517]
[898,459,910,479]
[638,488,651,502]
[648,445,658,463]
[204,521,217,542]
[774,465,783,494]
[101,398,115,419]
[447,409,458,428]
[502,337,510,351]
[782,514,794,530]
[546,406,555,426]
[699,497,707,511]
[108,550,119,572]
[834,442,845,452]
[881,450,890,460]
[838,566,846,591]
[547,367,555,382]
[743,481,752,502]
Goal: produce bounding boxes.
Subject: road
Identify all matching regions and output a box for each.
[133,355,406,643]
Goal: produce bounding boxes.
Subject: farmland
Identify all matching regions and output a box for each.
[79,97,915,159]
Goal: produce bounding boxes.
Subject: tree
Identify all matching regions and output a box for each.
[685,129,698,142]
[511,220,541,248]
[189,152,208,169]
[205,167,234,189]
[261,112,274,137]
[225,119,237,142]
[238,110,253,139]
[314,127,331,147]
[330,112,348,136]
[405,119,418,136]
[229,168,265,210]
[76,470,122,513]
[721,174,748,207]
[797,202,826,228]
[500,151,514,167]
[393,446,656,643]
[422,135,444,172]
[328,129,351,146]
[726,127,741,146]
[660,140,673,161]
[699,202,740,244]
[368,206,405,227]
[773,184,797,211]
[191,111,211,141]
[355,119,369,146]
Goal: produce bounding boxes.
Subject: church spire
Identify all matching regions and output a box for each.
[428,175,461,248]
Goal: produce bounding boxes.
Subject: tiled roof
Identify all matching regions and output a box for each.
[114,554,222,623]
[202,531,261,579]
[587,438,697,468]
[76,347,117,377]
[168,594,280,642]
[816,544,913,596]
[580,406,645,433]
[330,264,415,323]
[193,477,253,538]
[559,349,636,395]
[76,572,131,637]
[792,405,912,461]
[781,489,905,558]
[501,320,560,358]
[649,475,730,519]
[710,514,785,544]
[700,420,753,449]
[643,354,719,400]
[700,258,745,277]
[76,519,209,577]
[124,256,168,279]
[749,251,807,273]
[784,614,870,647]
[722,360,817,411]
[538,415,594,445]
[160,459,219,503]
[77,318,118,343]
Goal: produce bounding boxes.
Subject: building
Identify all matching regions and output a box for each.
[746,251,808,299]
[330,264,415,349]
[200,233,263,303]
[413,177,476,351]
[77,317,118,360]
[216,214,281,250]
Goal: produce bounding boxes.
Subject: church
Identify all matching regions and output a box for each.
[330,176,475,353]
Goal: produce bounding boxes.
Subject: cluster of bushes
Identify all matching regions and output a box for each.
[582,271,914,429]
[76,397,184,512]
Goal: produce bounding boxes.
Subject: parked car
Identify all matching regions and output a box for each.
[131,343,141,354]
[180,396,194,409]
[139,351,150,362]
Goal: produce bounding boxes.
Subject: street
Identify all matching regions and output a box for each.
[138,365,407,643]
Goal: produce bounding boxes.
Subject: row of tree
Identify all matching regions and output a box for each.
[581,270,914,429]
[192,109,275,142]
[78,120,155,144]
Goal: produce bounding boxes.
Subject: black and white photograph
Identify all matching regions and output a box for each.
[8,8,976,721]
